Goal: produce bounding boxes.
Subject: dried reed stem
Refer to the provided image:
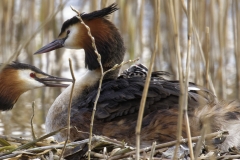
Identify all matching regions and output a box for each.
[0,135,32,144]
[233,0,240,99]
[0,128,66,158]
[30,101,36,140]
[167,0,185,159]
[218,1,229,99]
[59,59,76,160]
[180,0,217,98]
[205,27,210,89]
[26,138,91,152]
[194,124,206,159]
[149,142,156,160]
[0,135,48,148]
[139,0,145,59]
[183,0,194,159]
[135,0,160,159]
[0,134,89,159]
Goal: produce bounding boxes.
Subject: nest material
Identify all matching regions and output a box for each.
[0,130,239,159]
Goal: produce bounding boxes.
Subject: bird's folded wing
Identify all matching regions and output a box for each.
[74,78,214,121]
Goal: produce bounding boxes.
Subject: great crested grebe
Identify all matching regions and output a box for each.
[0,61,72,111]
[35,4,240,151]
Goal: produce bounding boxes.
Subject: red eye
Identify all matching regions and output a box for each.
[30,73,36,78]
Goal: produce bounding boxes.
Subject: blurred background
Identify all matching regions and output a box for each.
[0,0,238,139]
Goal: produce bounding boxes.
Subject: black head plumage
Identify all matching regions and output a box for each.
[2,61,49,76]
[59,3,119,36]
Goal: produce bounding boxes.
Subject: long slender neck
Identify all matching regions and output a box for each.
[0,92,19,111]
[0,70,24,110]
[82,18,125,79]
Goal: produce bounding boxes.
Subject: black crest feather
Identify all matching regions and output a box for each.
[60,3,118,35]
[2,61,50,76]
[80,3,118,20]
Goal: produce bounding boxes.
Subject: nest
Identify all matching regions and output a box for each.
[1,130,239,159]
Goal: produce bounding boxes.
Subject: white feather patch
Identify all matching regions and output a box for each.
[18,70,44,90]
[188,86,201,91]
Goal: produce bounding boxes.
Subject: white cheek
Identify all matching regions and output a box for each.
[188,86,201,91]
[64,26,81,49]
[18,70,44,90]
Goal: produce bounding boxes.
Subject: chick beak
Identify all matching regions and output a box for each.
[36,76,72,87]
[34,39,65,54]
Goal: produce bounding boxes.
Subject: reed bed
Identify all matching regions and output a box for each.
[0,0,240,159]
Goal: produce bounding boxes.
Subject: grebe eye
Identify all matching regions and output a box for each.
[30,73,36,78]
[67,30,70,35]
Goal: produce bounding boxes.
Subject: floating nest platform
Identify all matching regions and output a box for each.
[0,130,240,159]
